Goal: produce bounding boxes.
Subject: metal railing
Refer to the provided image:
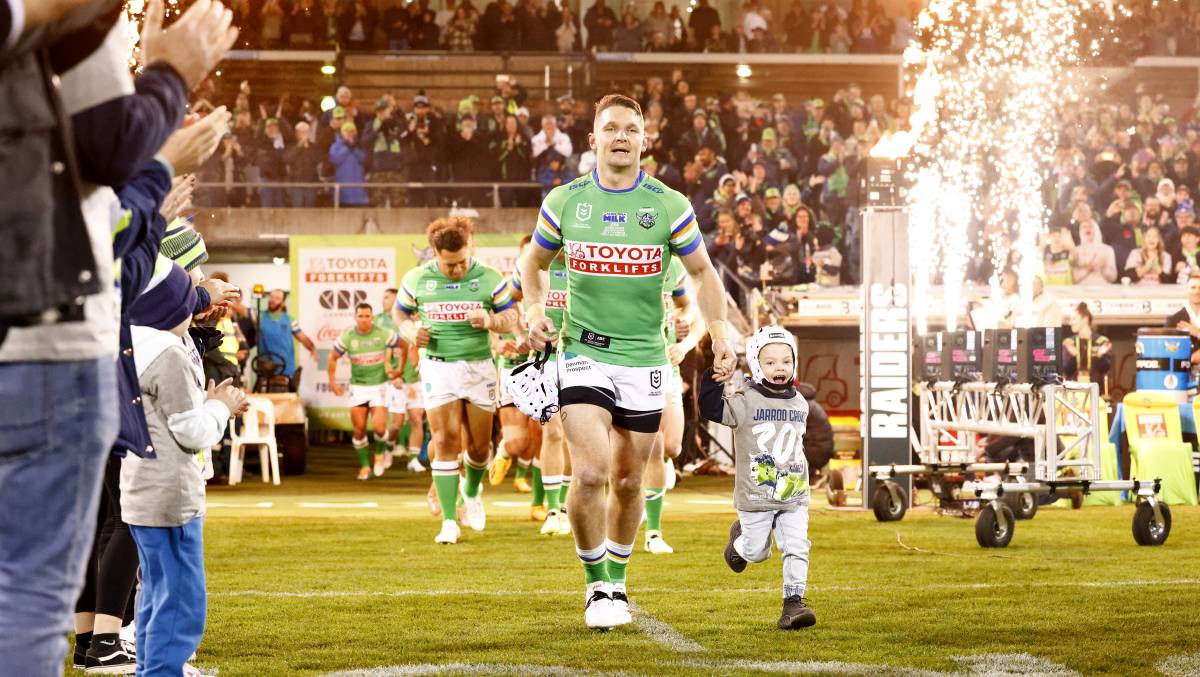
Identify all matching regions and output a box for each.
[194,180,544,209]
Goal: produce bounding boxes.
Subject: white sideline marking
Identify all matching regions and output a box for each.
[321,663,640,677]
[677,658,945,676]
[952,653,1079,676]
[628,602,706,653]
[1156,652,1200,677]
[297,502,380,509]
[211,578,1200,599]
[207,501,273,508]
[493,501,533,508]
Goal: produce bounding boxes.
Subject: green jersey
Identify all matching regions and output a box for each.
[397,258,514,362]
[333,324,398,386]
[533,170,701,367]
[513,250,569,331]
[663,257,688,378]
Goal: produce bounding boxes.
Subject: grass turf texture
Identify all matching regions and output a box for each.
[93,447,1200,676]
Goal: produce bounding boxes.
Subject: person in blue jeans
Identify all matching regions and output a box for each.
[123,262,248,676]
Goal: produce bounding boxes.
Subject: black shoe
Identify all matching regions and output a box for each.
[72,633,91,670]
[778,595,817,630]
[724,519,747,573]
[85,634,137,675]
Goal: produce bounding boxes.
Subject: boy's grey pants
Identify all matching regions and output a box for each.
[735,506,811,598]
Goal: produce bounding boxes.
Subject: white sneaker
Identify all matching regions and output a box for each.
[182,664,214,677]
[382,450,394,469]
[609,583,633,626]
[462,486,486,532]
[407,457,426,473]
[664,458,677,491]
[434,520,461,544]
[541,511,561,535]
[372,458,385,477]
[584,583,617,630]
[559,515,572,535]
[644,531,674,554]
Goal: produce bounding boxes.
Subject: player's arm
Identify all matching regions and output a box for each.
[521,244,558,350]
[392,282,431,347]
[327,339,346,396]
[669,291,704,366]
[678,244,735,381]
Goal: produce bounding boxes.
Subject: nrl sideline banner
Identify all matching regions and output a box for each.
[290,234,523,430]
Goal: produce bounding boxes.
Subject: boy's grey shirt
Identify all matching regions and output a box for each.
[121,326,229,527]
[701,371,810,512]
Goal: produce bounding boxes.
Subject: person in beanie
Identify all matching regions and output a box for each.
[699,326,816,630]
[122,261,248,676]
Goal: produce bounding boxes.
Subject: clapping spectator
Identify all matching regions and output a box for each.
[812,225,843,286]
[448,116,495,206]
[339,0,379,50]
[1072,218,1119,284]
[256,118,289,207]
[1173,224,1200,283]
[532,114,573,164]
[557,8,583,52]
[1124,225,1171,284]
[445,5,477,50]
[614,10,644,51]
[584,0,618,51]
[284,121,323,207]
[493,114,533,206]
[330,122,368,206]
[365,99,405,207]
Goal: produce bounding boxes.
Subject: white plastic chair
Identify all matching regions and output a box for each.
[229,396,280,486]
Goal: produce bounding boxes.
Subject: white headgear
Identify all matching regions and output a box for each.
[745,325,797,384]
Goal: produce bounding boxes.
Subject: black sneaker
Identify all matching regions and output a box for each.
[724,519,747,573]
[778,595,817,630]
[72,633,91,670]
[85,634,137,675]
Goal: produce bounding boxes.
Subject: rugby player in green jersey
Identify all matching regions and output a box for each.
[393,217,519,545]
[521,94,736,629]
[377,288,426,474]
[327,303,400,481]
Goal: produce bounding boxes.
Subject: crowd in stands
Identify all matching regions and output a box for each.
[212,0,922,54]
[202,0,1200,61]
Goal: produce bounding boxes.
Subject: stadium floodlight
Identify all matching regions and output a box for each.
[320,96,335,112]
[321,64,337,76]
[735,64,752,79]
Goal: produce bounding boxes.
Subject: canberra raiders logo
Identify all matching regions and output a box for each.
[637,208,657,230]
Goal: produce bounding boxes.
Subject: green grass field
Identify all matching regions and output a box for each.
[151,446,1200,676]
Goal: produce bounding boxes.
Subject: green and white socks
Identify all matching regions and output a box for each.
[543,475,563,513]
[431,460,460,521]
[463,455,487,499]
[352,437,370,468]
[644,487,665,533]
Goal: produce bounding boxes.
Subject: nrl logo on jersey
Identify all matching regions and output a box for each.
[637,208,657,229]
[425,280,437,291]
[576,203,593,220]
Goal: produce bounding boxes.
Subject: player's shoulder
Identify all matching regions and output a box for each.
[543,175,593,210]
[640,174,691,214]
[470,259,506,282]
[402,260,434,284]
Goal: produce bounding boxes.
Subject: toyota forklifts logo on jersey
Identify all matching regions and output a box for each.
[423,301,485,321]
[565,241,663,276]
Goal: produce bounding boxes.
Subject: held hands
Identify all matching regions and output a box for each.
[710,338,736,382]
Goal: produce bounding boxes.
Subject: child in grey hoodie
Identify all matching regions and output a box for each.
[122,261,247,674]
[699,325,815,629]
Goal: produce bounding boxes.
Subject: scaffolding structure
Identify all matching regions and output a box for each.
[867,381,1170,547]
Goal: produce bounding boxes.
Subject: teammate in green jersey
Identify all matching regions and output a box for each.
[378,288,426,474]
[521,94,736,630]
[642,257,702,555]
[393,217,519,545]
[489,237,541,505]
[509,244,574,536]
[328,302,401,481]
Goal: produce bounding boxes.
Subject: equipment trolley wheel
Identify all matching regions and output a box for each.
[975,502,1015,548]
[1132,501,1172,546]
[1004,491,1038,520]
[872,481,908,522]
